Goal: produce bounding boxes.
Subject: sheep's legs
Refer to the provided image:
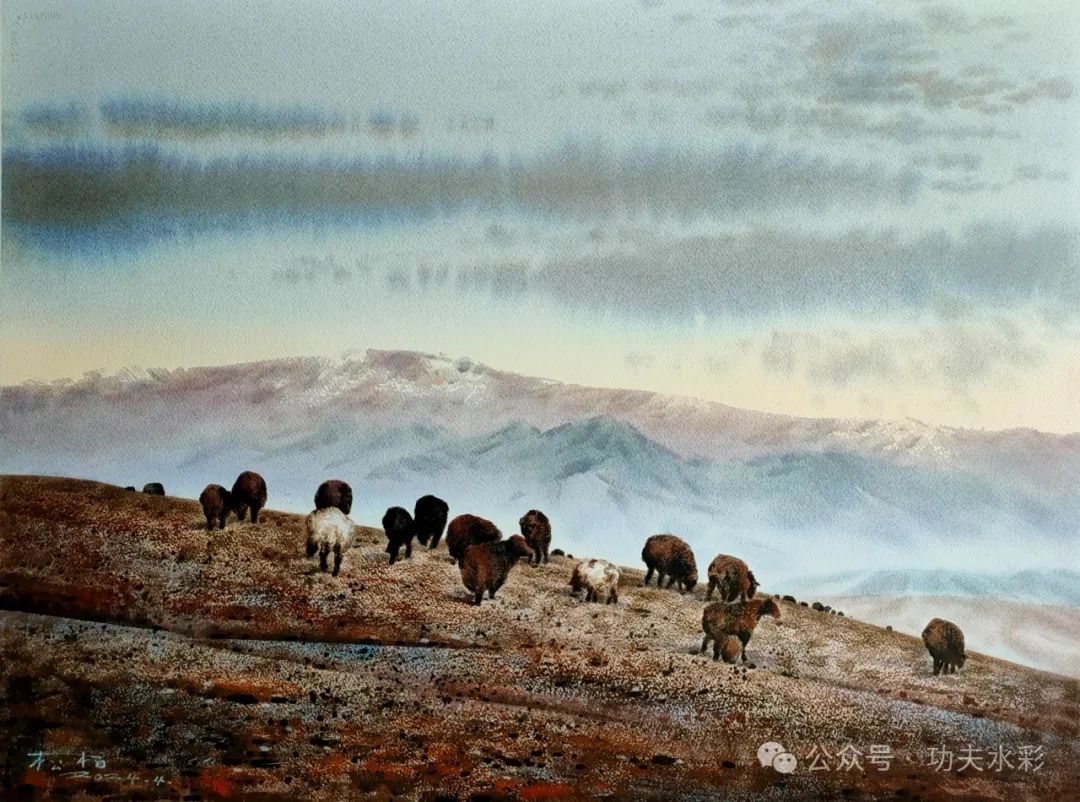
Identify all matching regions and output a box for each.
[714,642,722,662]
[250,505,261,523]
[218,513,227,529]
[665,575,677,590]
[706,581,716,601]
[332,544,342,577]
[643,567,654,586]
[932,658,942,676]
[740,634,750,663]
[701,635,710,655]
[473,592,484,605]
[405,541,413,559]
[205,516,215,531]
[319,543,329,572]
[306,538,318,558]
[608,588,618,604]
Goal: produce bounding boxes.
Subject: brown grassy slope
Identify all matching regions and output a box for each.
[1,475,1078,801]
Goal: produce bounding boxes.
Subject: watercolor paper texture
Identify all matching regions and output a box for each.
[1,2,1077,800]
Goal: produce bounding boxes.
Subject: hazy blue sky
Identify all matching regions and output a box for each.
[2,0,1078,430]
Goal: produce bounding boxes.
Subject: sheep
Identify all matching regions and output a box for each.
[142,482,165,495]
[459,535,533,605]
[305,507,358,576]
[519,509,552,565]
[922,618,967,675]
[706,554,759,602]
[569,558,620,604]
[446,514,502,565]
[314,479,353,515]
[701,598,781,663]
[414,495,450,548]
[198,484,233,530]
[641,533,698,592]
[231,470,267,523]
[382,506,416,565]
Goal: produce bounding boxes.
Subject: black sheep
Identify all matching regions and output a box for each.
[382,506,416,565]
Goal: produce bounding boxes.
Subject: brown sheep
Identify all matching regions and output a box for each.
[459,535,533,605]
[231,471,267,523]
[519,509,551,564]
[706,554,759,602]
[142,482,165,495]
[641,533,698,592]
[701,598,781,663]
[922,618,967,675]
[198,484,233,530]
[382,506,416,565]
[445,514,502,565]
[314,479,353,515]
[414,495,450,548]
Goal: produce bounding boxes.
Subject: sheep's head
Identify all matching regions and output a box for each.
[746,570,760,598]
[519,510,544,531]
[957,653,967,668]
[506,534,534,561]
[761,598,781,619]
[682,572,698,592]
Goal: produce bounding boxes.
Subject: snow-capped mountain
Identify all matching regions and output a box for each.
[2,349,1077,581]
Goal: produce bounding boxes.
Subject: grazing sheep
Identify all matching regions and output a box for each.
[231,471,267,523]
[922,618,967,675]
[701,598,781,663]
[706,554,759,602]
[641,534,698,592]
[460,535,533,605]
[314,479,353,515]
[414,495,450,548]
[519,509,552,565]
[142,482,165,495]
[305,507,358,576]
[382,506,416,565]
[569,558,620,604]
[198,484,233,530]
[124,486,136,492]
[446,514,502,565]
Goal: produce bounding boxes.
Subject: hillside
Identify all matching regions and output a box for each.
[2,476,1077,801]
[2,350,1077,589]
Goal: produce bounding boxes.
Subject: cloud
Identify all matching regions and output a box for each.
[0,140,923,235]
[523,224,1078,320]
[758,319,1046,391]
[100,98,355,140]
[787,5,1073,117]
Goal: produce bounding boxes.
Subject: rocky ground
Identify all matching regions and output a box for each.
[1,475,1077,800]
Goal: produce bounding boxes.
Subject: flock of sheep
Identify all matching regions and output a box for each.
[167,471,966,674]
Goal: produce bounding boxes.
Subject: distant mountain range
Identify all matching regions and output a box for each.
[2,350,1077,583]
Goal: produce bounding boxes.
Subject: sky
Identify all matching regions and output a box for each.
[2,0,1078,432]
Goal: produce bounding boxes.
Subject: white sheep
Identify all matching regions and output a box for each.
[305,507,359,577]
[569,558,621,604]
